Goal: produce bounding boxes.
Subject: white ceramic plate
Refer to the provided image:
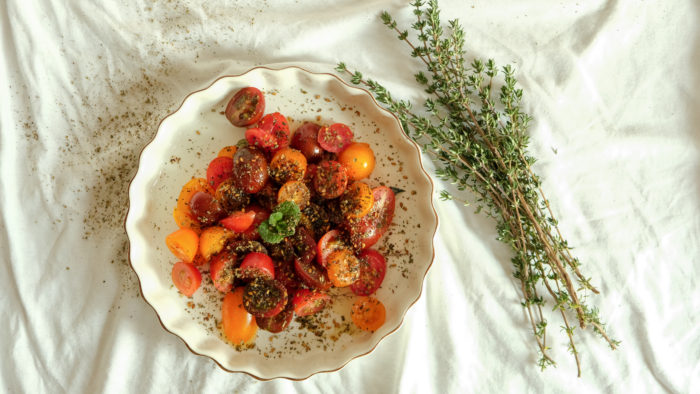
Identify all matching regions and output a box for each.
[125,66,438,380]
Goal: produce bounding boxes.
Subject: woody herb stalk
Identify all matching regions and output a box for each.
[337,0,619,376]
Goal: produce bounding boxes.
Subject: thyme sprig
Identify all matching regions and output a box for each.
[337,0,619,376]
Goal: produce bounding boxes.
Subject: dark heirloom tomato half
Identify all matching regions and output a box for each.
[294,256,332,290]
[350,249,387,296]
[225,87,265,127]
[291,122,324,162]
[256,303,294,333]
[347,186,395,250]
[215,179,250,213]
[189,191,225,225]
[233,146,269,194]
[242,277,288,318]
[210,251,237,293]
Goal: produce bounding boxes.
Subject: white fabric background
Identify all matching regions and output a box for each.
[1,0,698,392]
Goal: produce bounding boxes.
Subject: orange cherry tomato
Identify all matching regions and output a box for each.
[277,180,311,210]
[217,145,237,159]
[222,288,258,345]
[339,181,374,219]
[326,249,361,287]
[198,226,231,261]
[171,261,202,297]
[173,178,213,231]
[351,296,386,332]
[269,148,307,184]
[165,228,199,263]
[338,142,376,180]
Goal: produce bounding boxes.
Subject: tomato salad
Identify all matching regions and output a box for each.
[165,86,395,346]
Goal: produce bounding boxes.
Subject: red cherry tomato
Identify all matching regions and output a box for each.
[316,229,349,268]
[239,252,275,280]
[206,156,234,190]
[347,186,395,249]
[220,210,256,232]
[256,303,294,333]
[171,262,202,297]
[209,251,236,293]
[225,87,265,127]
[245,127,277,150]
[258,112,291,151]
[292,289,331,317]
[313,160,349,199]
[317,123,354,153]
[239,204,270,241]
[350,249,387,296]
[294,257,332,290]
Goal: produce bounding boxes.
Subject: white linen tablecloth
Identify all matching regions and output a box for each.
[1,0,698,392]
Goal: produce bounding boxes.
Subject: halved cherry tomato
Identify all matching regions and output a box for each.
[189,191,225,225]
[274,259,301,292]
[257,303,294,333]
[165,228,199,263]
[325,249,361,287]
[351,297,386,332]
[238,252,275,280]
[222,288,258,345]
[292,227,317,265]
[339,181,374,219]
[277,180,310,210]
[269,148,307,184]
[350,249,387,296]
[210,251,236,293]
[242,277,288,318]
[313,160,349,199]
[199,226,231,261]
[225,87,265,127]
[347,186,395,250]
[338,142,376,180]
[316,229,349,268]
[317,123,353,153]
[220,210,256,232]
[245,127,276,150]
[171,261,202,297]
[206,156,234,190]
[258,112,291,151]
[215,179,250,212]
[291,122,323,162]
[294,257,332,290]
[239,204,270,241]
[217,145,237,159]
[233,146,269,194]
[292,289,332,317]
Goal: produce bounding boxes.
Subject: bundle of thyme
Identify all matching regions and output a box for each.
[337,0,618,376]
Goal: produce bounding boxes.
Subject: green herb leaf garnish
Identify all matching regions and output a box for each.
[257,201,301,244]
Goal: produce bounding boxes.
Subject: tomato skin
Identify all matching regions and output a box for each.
[210,251,237,293]
[347,186,395,250]
[233,146,269,194]
[338,142,375,180]
[239,252,275,280]
[256,303,294,333]
[316,229,349,268]
[258,112,291,151]
[313,160,349,199]
[291,122,323,162]
[165,228,199,263]
[292,289,331,317]
[222,288,258,345]
[294,257,332,290]
[220,210,256,232]
[242,278,288,318]
[189,191,225,225]
[225,87,265,127]
[317,123,353,153]
[171,262,202,297]
[245,127,277,150]
[339,181,374,219]
[207,156,234,190]
[350,249,387,296]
